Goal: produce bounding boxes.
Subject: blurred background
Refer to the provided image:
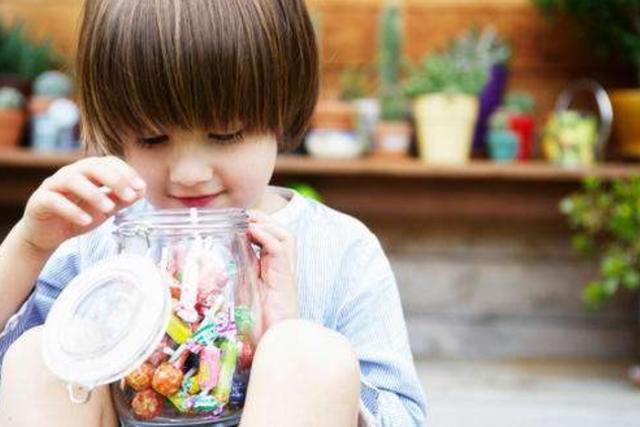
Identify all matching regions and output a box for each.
[2,0,640,425]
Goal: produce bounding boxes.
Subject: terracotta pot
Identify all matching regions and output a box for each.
[610,89,640,157]
[0,109,26,147]
[413,94,479,164]
[311,99,355,131]
[373,121,412,157]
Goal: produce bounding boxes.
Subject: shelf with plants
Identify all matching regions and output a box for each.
[0,147,639,183]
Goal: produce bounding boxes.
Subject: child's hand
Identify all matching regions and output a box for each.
[247,210,299,331]
[16,156,146,254]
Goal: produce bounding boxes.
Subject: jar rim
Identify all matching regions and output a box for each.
[114,207,249,237]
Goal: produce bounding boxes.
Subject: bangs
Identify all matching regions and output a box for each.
[77,0,318,154]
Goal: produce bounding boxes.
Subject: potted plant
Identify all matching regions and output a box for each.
[339,66,380,156]
[373,0,411,157]
[406,46,488,164]
[0,21,59,98]
[487,92,536,162]
[0,86,26,147]
[534,0,640,158]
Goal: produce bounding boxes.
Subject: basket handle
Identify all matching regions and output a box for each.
[554,78,613,161]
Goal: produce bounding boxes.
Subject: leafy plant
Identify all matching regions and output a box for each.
[561,176,640,308]
[0,21,59,80]
[378,0,408,121]
[534,0,640,83]
[404,26,509,98]
[339,66,372,101]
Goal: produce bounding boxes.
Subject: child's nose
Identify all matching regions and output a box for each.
[169,157,214,187]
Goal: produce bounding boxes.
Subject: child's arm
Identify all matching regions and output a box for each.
[337,232,427,427]
[0,156,146,332]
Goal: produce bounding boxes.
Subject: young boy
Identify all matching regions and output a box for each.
[0,1,426,426]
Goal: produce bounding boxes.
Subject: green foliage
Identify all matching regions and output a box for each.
[0,86,25,109]
[405,52,488,97]
[561,176,640,308]
[504,92,535,114]
[378,0,408,121]
[339,66,373,101]
[405,27,510,97]
[534,0,640,77]
[0,21,59,80]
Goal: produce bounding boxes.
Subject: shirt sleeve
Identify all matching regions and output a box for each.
[0,236,80,375]
[337,230,427,426]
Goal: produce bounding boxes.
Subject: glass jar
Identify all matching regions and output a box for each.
[43,208,261,426]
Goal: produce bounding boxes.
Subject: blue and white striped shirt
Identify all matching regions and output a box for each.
[0,186,426,426]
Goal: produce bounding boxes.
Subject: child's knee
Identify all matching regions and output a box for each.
[2,326,46,379]
[256,319,360,390]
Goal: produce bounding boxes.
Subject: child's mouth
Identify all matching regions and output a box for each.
[172,192,222,208]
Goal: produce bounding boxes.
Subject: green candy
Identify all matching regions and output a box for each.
[212,339,239,404]
[234,306,254,336]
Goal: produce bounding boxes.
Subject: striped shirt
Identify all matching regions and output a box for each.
[0,186,427,426]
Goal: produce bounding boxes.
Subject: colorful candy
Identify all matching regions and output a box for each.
[122,238,257,421]
[167,314,193,345]
[198,346,221,392]
[131,389,164,420]
[213,339,239,404]
[125,362,154,391]
[152,362,184,397]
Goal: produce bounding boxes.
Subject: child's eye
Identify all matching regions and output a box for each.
[137,135,169,149]
[208,130,244,145]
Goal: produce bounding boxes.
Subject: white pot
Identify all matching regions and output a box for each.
[413,94,479,164]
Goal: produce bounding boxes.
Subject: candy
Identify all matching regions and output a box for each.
[213,339,239,404]
[234,306,254,336]
[131,389,164,420]
[125,362,154,391]
[192,320,219,346]
[198,346,221,392]
[176,237,202,323]
[229,373,250,407]
[152,362,184,397]
[238,337,253,371]
[168,391,192,413]
[192,393,222,413]
[167,314,193,345]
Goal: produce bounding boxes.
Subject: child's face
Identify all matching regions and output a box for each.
[122,129,278,210]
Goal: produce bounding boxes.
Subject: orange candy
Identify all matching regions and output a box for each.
[125,362,155,391]
[131,389,163,420]
[151,362,184,397]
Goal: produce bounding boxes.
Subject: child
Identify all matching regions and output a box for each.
[0,1,426,426]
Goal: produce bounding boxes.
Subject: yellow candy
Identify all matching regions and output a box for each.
[167,314,192,345]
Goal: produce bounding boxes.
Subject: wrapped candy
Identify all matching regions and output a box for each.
[176,238,202,323]
[213,339,239,404]
[192,320,219,346]
[234,306,254,336]
[131,389,164,420]
[167,314,193,345]
[168,391,192,413]
[152,362,184,397]
[198,346,221,392]
[230,373,250,408]
[238,337,253,371]
[125,362,154,391]
[192,393,223,413]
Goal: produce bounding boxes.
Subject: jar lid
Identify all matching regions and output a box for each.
[43,254,171,393]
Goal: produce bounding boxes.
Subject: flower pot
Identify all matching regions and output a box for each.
[373,121,411,157]
[0,109,26,147]
[610,89,640,158]
[413,94,479,164]
[508,114,535,161]
[487,129,518,162]
[311,99,355,131]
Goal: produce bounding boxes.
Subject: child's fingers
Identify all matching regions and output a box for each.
[248,222,286,256]
[79,159,144,203]
[37,191,93,226]
[57,176,116,214]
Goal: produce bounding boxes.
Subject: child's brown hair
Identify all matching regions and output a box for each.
[76,0,319,155]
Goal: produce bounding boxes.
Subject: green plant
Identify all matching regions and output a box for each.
[561,176,640,309]
[378,0,407,121]
[403,27,509,98]
[405,52,488,97]
[339,66,372,101]
[534,0,640,83]
[504,92,535,114]
[33,71,73,98]
[0,21,59,80]
[0,86,25,109]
